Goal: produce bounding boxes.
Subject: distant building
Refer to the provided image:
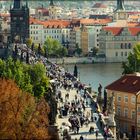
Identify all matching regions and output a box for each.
[79,18,112,50]
[106,74,140,139]
[35,7,49,20]
[30,18,71,45]
[113,0,128,27]
[0,16,10,44]
[10,0,29,43]
[99,27,140,62]
[89,14,111,20]
[91,3,113,14]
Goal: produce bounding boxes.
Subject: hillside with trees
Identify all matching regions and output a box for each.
[0,58,58,139]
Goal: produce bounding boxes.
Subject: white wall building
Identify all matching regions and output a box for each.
[30,20,71,45]
[86,25,103,50]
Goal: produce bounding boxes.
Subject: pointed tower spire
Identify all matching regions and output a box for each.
[14,0,21,9]
[50,0,54,6]
[117,0,125,10]
[26,0,28,8]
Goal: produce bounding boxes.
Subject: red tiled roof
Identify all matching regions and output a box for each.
[106,75,140,94]
[103,27,123,35]
[80,18,112,25]
[127,22,140,27]
[128,27,140,35]
[103,27,140,36]
[30,17,71,28]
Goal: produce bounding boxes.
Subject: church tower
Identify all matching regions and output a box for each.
[48,0,57,19]
[116,0,125,10]
[10,0,29,43]
[114,0,128,26]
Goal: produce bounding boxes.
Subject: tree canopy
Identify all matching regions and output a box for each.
[0,57,50,98]
[43,37,68,58]
[122,43,140,74]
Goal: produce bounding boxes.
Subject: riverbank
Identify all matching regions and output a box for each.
[49,57,106,64]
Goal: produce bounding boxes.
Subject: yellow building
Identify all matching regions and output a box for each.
[106,74,140,139]
[81,26,88,55]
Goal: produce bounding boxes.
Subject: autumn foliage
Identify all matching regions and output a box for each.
[0,78,53,139]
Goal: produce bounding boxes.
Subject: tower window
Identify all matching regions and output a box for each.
[13,17,17,20]
[20,17,23,20]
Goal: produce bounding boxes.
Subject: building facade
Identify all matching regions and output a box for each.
[10,0,29,43]
[99,27,140,62]
[30,19,71,45]
[81,26,88,55]
[106,74,140,139]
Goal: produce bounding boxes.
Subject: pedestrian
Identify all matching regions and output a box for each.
[76,89,78,94]
[79,135,84,140]
[89,126,94,134]
[95,130,98,140]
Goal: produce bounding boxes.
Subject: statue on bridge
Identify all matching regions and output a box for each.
[108,93,115,114]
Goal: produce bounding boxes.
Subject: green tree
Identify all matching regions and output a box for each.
[43,37,66,58]
[122,43,140,74]
[44,37,53,57]
[29,62,46,84]
[0,58,50,97]
[92,47,99,56]
[60,47,68,57]
[33,77,50,98]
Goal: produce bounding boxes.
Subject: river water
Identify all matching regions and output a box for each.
[65,63,123,92]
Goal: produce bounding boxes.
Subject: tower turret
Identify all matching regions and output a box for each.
[116,0,125,10]
[14,0,21,9]
[10,0,29,43]
[50,0,54,6]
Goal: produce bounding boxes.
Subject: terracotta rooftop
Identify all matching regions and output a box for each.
[103,27,123,35]
[129,15,140,19]
[129,27,140,35]
[30,17,71,28]
[106,75,140,94]
[127,22,140,27]
[103,26,140,36]
[0,13,10,17]
[80,18,112,25]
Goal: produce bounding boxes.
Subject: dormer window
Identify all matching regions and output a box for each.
[121,78,127,83]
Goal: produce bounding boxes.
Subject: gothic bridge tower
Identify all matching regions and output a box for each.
[10,0,29,43]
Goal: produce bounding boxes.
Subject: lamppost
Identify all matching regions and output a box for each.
[135,91,140,140]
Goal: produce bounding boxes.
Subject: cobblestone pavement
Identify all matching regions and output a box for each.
[56,88,104,140]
